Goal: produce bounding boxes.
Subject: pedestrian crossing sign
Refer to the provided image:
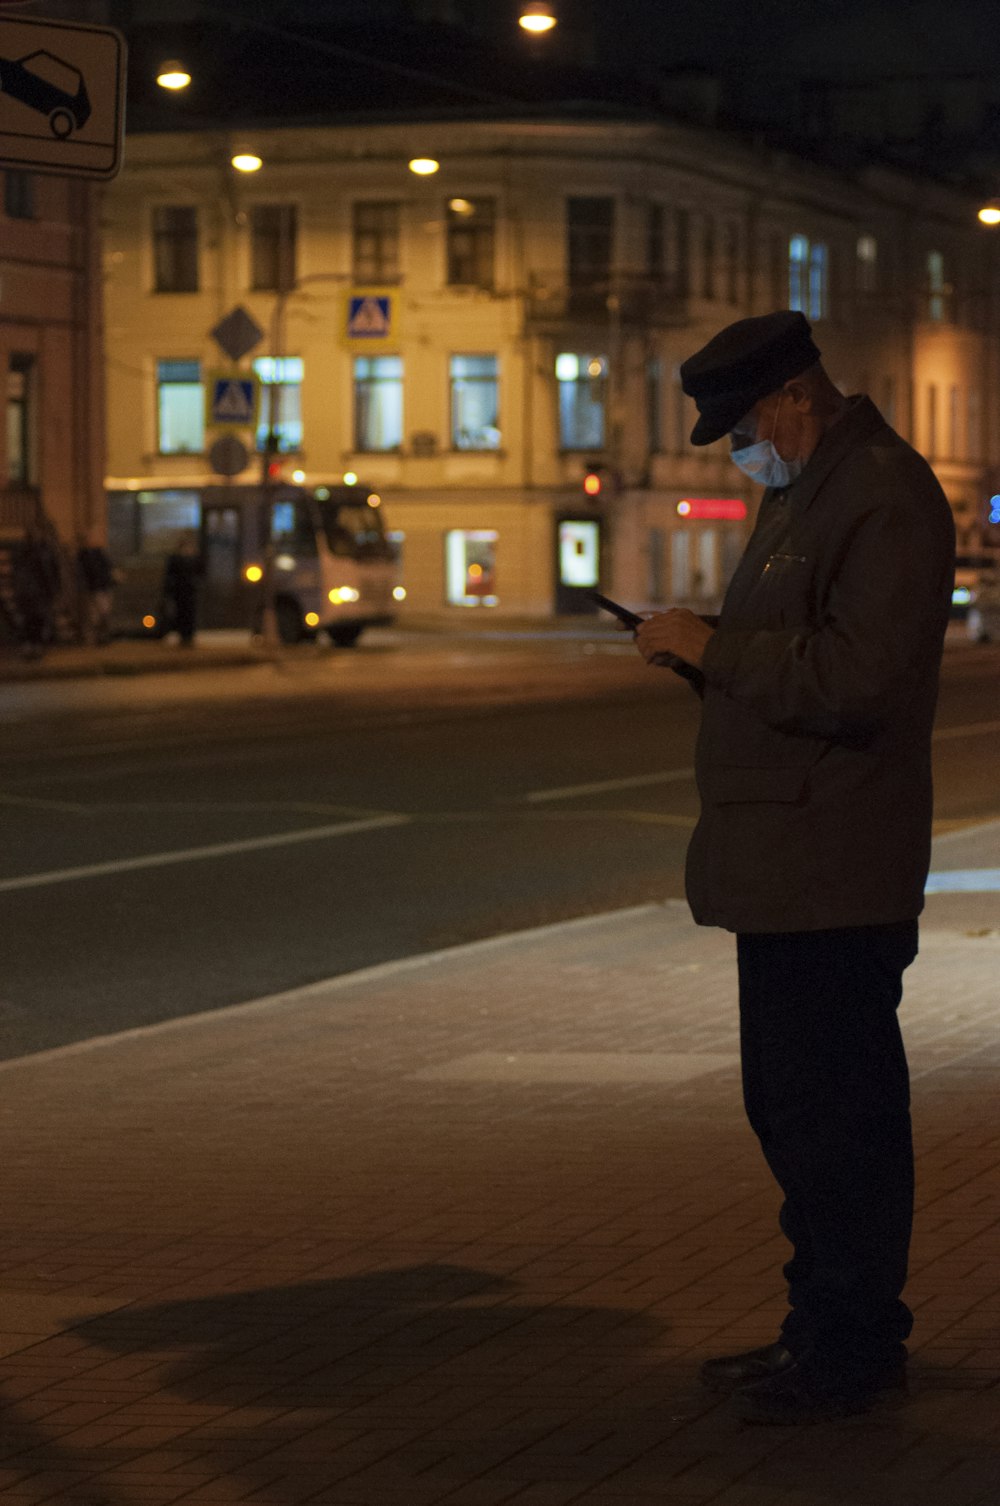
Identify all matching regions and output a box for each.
[343,289,400,349]
[207,373,260,429]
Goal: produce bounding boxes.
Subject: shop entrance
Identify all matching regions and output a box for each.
[554,516,600,614]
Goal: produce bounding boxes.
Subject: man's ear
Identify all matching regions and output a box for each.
[782,378,813,412]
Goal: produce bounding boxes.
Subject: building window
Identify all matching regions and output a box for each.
[647,356,663,453]
[450,354,500,450]
[674,208,690,297]
[254,356,304,453]
[701,215,716,299]
[771,231,786,309]
[156,359,204,454]
[445,529,498,606]
[857,234,878,294]
[567,197,614,314]
[927,384,938,458]
[555,352,607,451]
[789,234,828,319]
[152,206,199,293]
[724,221,740,303]
[673,368,688,455]
[949,384,960,459]
[352,201,400,283]
[927,250,950,322]
[647,202,666,278]
[446,197,495,288]
[6,354,35,485]
[968,388,981,460]
[250,204,297,292]
[4,171,36,220]
[354,355,403,452]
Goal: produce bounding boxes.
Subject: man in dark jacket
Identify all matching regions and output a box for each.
[635,311,955,1424]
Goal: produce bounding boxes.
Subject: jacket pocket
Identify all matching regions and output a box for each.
[701,764,811,805]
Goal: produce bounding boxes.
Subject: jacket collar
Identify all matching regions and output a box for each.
[770,395,889,514]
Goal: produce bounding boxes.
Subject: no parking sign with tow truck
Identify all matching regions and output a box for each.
[0,7,126,179]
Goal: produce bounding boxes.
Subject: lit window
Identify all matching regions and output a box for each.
[445,529,498,606]
[156,359,204,454]
[7,354,35,485]
[927,250,950,323]
[555,352,607,450]
[789,234,828,319]
[450,355,500,450]
[254,356,304,453]
[857,234,878,294]
[354,355,403,452]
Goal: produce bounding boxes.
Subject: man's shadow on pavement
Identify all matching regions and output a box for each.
[53,1262,717,1500]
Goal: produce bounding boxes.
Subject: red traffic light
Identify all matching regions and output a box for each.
[267,460,283,481]
[583,471,602,497]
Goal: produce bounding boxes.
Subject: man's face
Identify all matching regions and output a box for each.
[730,387,801,461]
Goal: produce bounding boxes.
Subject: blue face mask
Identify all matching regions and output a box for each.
[729,438,805,490]
[729,392,805,489]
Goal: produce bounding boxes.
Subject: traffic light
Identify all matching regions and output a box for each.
[583,470,602,497]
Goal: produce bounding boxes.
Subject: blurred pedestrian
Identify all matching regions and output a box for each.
[162,532,203,647]
[75,529,117,645]
[634,311,955,1424]
[11,520,61,660]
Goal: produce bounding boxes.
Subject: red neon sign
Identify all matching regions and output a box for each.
[677,498,747,520]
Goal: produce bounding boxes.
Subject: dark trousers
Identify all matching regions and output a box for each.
[736,921,919,1389]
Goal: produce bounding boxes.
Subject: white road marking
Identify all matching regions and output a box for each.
[0,815,409,895]
[523,767,696,803]
[933,719,1000,742]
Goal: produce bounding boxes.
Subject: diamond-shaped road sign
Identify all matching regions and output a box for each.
[0,12,126,180]
[211,306,265,364]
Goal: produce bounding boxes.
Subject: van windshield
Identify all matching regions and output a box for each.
[318,500,392,560]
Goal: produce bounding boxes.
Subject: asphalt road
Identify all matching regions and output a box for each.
[1,627,998,1063]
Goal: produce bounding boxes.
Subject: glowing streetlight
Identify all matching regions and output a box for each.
[232,152,263,173]
[408,157,440,175]
[519,2,558,34]
[978,203,1000,226]
[156,61,191,90]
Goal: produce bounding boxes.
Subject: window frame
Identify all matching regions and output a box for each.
[449,353,501,452]
[351,200,401,284]
[156,358,205,456]
[445,197,496,290]
[6,353,36,487]
[253,356,304,454]
[353,354,404,453]
[555,351,608,453]
[152,204,199,294]
[4,170,36,221]
[249,203,298,293]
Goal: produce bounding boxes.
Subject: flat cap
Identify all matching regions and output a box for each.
[680,310,821,446]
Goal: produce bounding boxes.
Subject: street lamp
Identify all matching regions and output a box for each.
[232,151,263,173]
[978,202,1000,226]
[156,60,191,90]
[519,2,558,34]
[408,157,440,175]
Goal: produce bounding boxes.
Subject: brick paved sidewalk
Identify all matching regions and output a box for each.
[1,828,998,1505]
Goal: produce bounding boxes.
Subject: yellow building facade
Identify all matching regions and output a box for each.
[102,117,999,619]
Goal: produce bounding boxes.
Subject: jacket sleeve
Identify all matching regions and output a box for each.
[700,496,954,742]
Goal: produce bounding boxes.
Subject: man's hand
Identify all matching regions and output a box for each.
[635,609,715,670]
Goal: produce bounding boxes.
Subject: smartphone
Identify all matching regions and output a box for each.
[588,590,644,632]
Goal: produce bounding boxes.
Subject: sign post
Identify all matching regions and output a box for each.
[0,11,126,179]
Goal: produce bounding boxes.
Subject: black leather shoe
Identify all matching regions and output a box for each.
[700,1342,796,1394]
[733,1358,908,1426]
